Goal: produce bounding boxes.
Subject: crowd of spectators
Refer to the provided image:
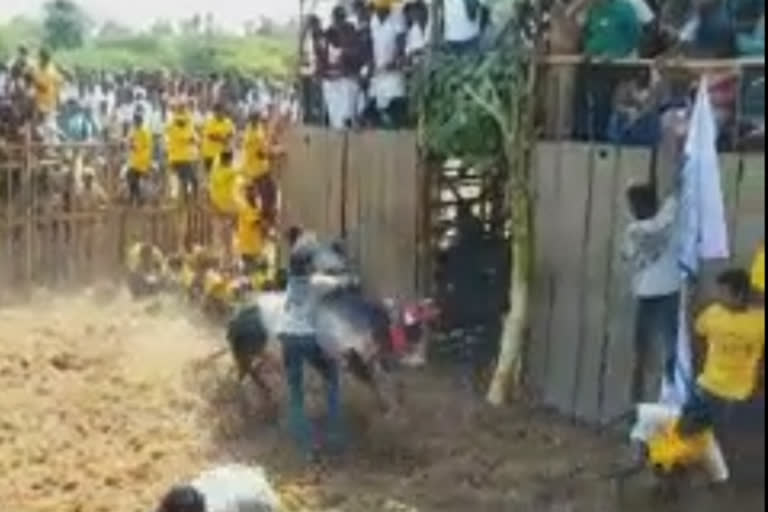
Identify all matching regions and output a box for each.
[299,0,491,130]
[545,0,765,147]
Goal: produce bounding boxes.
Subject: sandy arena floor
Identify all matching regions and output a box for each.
[0,290,764,512]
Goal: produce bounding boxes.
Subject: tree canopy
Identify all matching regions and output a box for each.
[0,4,295,78]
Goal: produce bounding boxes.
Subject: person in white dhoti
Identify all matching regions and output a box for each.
[369,0,408,128]
[321,6,363,130]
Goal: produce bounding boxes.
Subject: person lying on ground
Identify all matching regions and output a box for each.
[126,242,166,298]
[155,463,282,512]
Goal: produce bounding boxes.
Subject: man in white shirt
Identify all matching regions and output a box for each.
[369,0,408,128]
[442,0,490,52]
[404,0,431,63]
[622,184,682,402]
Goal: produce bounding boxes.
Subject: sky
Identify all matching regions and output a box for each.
[0,0,337,31]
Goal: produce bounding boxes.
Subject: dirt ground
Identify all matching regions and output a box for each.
[0,290,764,512]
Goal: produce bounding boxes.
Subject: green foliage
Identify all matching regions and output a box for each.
[0,18,295,78]
[43,0,89,50]
[413,47,528,160]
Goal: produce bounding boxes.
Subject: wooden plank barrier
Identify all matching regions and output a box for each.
[527,142,765,424]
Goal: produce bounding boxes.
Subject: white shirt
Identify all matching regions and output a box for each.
[406,22,431,57]
[443,0,483,43]
[371,10,406,72]
[190,464,282,512]
[623,197,682,298]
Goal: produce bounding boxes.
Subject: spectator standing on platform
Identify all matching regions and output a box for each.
[404,0,431,64]
[166,102,199,203]
[369,0,408,129]
[33,49,62,141]
[300,15,328,126]
[325,6,365,129]
[584,0,642,58]
[202,102,235,174]
[442,0,490,53]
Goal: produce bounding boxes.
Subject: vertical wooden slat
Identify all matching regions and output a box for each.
[572,145,619,422]
[544,142,592,416]
[527,142,561,398]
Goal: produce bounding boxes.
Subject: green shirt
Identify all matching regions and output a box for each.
[584,0,641,58]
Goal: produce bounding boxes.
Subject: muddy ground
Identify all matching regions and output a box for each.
[0,290,764,512]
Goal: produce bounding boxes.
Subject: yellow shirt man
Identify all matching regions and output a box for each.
[202,115,235,163]
[33,63,61,115]
[166,115,197,164]
[695,303,765,401]
[236,200,264,257]
[130,125,153,174]
[752,242,765,293]
[242,122,269,179]
[209,158,239,215]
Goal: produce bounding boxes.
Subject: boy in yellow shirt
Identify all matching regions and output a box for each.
[32,49,60,119]
[242,111,269,180]
[236,180,266,279]
[202,103,235,174]
[166,103,199,202]
[127,113,153,206]
[208,149,239,264]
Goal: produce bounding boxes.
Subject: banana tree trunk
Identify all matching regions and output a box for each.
[487,192,532,406]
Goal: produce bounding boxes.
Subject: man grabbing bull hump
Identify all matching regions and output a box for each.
[226,229,403,459]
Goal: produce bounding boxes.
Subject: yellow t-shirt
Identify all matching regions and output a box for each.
[647,420,714,473]
[752,243,765,293]
[208,160,239,215]
[166,116,196,164]
[202,116,235,161]
[129,126,153,173]
[242,124,269,179]
[695,304,766,401]
[34,64,60,114]
[236,201,264,257]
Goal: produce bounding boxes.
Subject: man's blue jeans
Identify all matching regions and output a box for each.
[632,293,681,402]
[279,334,341,455]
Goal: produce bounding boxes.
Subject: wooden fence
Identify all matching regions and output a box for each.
[526,142,765,424]
[0,143,213,301]
[280,126,426,301]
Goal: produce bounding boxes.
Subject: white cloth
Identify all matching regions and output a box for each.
[630,403,730,482]
[443,0,483,43]
[190,464,282,512]
[665,77,730,407]
[323,77,360,129]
